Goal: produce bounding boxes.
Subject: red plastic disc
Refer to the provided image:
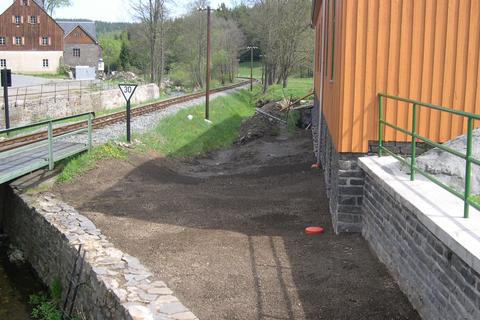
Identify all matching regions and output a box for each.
[311,163,321,169]
[305,226,325,235]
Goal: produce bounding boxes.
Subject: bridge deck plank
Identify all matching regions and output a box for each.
[0,140,87,184]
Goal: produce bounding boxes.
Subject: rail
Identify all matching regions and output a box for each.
[378,93,480,218]
[0,112,94,171]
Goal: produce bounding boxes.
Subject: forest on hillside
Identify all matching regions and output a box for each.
[95,0,313,91]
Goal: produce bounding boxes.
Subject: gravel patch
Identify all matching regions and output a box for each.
[65,84,250,146]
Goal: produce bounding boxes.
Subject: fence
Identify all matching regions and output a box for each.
[378,93,480,218]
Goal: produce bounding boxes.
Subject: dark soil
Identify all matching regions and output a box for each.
[53,120,419,319]
[235,102,283,145]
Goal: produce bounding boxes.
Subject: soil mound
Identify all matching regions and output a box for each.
[235,102,284,145]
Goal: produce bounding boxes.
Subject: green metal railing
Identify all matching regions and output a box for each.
[378,93,480,218]
[0,112,95,172]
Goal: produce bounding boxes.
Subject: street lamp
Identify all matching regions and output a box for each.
[246,46,258,91]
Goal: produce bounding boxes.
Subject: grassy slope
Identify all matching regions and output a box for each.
[57,142,127,183]
[473,195,480,206]
[137,89,255,157]
[137,77,313,157]
[57,77,313,181]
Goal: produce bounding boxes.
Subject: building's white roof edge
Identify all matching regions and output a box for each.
[359,156,480,274]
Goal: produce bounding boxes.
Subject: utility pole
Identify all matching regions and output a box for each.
[199,6,213,120]
[247,46,258,91]
[206,6,211,120]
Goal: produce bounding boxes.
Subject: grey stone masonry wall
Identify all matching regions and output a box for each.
[1,188,198,320]
[362,173,480,319]
[312,102,364,233]
[0,84,160,128]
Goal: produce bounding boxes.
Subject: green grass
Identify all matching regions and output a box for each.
[473,195,480,206]
[253,78,313,102]
[136,77,312,157]
[56,142,127,183]
[55,77,312,182]
[136,89,256,157]
[238,61,263,78]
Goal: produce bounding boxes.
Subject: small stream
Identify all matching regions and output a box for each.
[0,240,45,320]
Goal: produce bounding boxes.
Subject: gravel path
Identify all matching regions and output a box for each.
[66,84,250,146]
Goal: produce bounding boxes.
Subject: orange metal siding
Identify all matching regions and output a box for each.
[314,0,480,153]
[314,0,344,150]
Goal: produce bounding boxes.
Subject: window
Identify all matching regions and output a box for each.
[73,48,80,57]
[0,59,6,68]
[30,16,37,24]
[15,16,21,24]
[42,37,49,46]
[15,37,22,45]
[42,59,49,68]
[21,0,29,6]
[0,37,5,45]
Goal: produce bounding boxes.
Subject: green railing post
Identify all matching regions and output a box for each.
[87,113,93,151]
[47,121,54,170]
[464,117,473,218]
[378,95,383,157]
[410,104,418,181]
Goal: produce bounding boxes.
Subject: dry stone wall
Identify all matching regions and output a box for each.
[1,187,197,320]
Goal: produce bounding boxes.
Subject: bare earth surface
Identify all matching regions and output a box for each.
[54,125,419,319]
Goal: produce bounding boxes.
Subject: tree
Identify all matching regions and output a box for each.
[131,0,168,84]
[98,35,122,73]
[250,0,313,89]
[119,41,131,71]
[40,0,72,16]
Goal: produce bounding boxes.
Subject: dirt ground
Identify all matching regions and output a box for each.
[54,113,419,320]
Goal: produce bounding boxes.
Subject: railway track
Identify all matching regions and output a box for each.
[0,80,251,152]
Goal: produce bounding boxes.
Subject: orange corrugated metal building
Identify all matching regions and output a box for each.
[311,0,480,233]
[313,0,480,154]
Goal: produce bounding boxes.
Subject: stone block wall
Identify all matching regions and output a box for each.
[1,187,197,320]
[312,105,364,233]
[361,169,480,319]
[0,84,160,127]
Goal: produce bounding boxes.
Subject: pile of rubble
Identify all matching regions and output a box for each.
[107,72,144,84]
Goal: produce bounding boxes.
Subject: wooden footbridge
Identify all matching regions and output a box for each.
[0,113,94,185]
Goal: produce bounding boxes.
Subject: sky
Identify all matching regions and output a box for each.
[0,0,235,22]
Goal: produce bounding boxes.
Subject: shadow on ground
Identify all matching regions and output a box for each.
[55,117,420,320]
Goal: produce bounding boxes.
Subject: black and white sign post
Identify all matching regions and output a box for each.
[1,69,12,129]
[119,84,138,143]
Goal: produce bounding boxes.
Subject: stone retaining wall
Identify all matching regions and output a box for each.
[360,158,480,319]
[312,105,364,233]
[0,84,160,127]
[1,187,197,320]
